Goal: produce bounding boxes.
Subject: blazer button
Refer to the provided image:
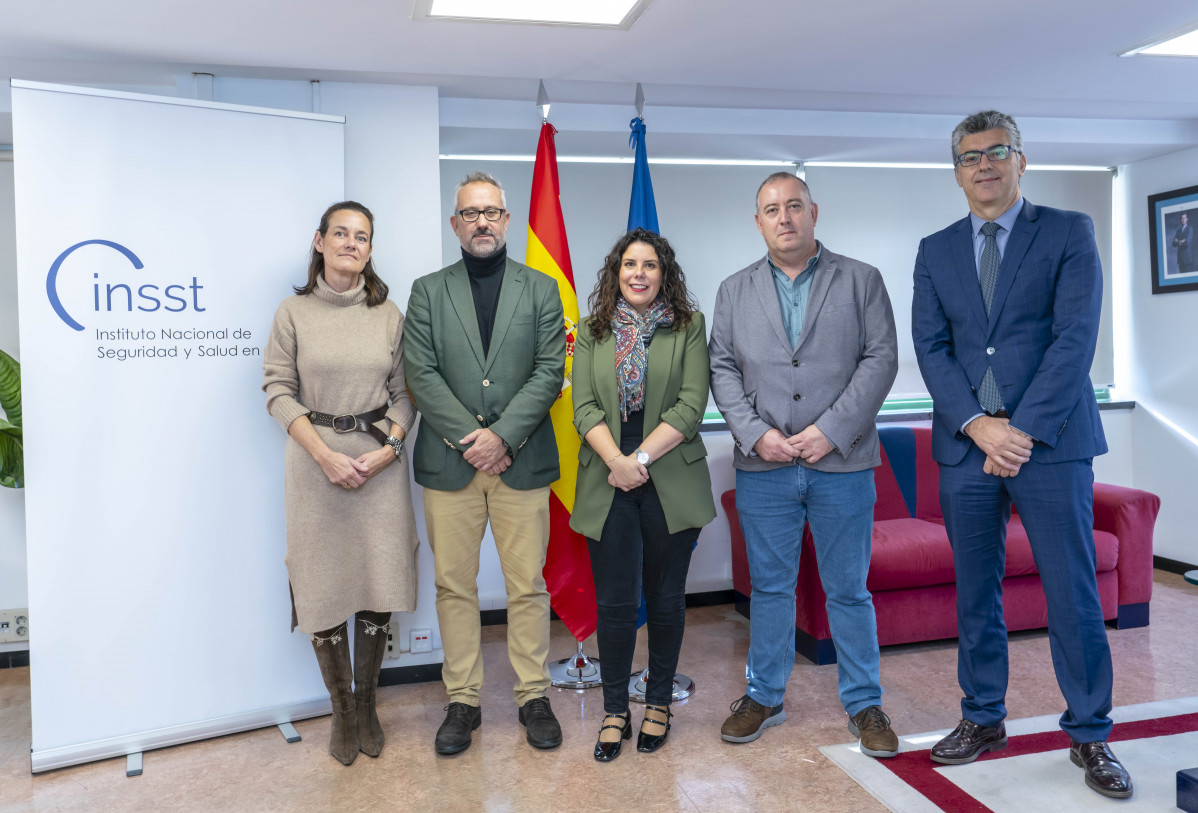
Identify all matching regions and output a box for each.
[476,414,485,422]
[483,379,491,387]
[986,347,995,355]
[792,360,799,367]
[793,393,801,400]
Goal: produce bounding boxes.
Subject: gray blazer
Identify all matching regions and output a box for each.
[709,248,898,473]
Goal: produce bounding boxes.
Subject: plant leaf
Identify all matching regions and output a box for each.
[0,349,20,430]
[0,431,22,489]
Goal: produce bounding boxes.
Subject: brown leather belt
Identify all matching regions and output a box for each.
[307,405,389,444]
[987,409,1010,419]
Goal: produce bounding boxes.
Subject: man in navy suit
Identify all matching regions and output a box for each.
[912,111,1132,799]
[1172,211,1193,274]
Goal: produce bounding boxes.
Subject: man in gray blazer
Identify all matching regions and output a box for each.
[710,172,899,755]
[406,172,566,755]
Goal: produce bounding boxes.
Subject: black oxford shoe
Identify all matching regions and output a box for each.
[519,696,563,749]
[1070,741,1133,799]
[434,702,481,755]
[930,719,1007,765]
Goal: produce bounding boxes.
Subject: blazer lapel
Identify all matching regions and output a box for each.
[950,217,988,332]
[593,331,620,433]
[446,262,486,368]
[642,327,676,430]
[987,199,1037,334]
[794,251,833,354]
[482,259,526,375]
[750,259,793,354]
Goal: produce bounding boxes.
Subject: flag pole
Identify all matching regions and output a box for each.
[529,80,602,690]
[623,81,695,703]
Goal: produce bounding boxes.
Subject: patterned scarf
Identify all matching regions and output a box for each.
[614,296,674,421]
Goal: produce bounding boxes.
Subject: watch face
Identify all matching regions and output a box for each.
[636,451,650,465]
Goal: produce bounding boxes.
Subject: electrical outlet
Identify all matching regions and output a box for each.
[0,609,29,644]
[410,628,432,654]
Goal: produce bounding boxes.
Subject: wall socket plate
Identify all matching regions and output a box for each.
[410,628,432,654]
[0,608,29,644]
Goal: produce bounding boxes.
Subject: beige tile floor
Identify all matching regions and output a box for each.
[1,571,1196,812]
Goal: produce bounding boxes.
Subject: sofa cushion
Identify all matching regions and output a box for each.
[867,518,956,591]
[867,518,1119,592]
[1005,519,1119,576]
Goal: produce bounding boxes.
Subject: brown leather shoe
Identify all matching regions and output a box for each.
[720,695,786,743]
[1070,741,1133,799]
[929,718,1007,764]
[848,705,898,758]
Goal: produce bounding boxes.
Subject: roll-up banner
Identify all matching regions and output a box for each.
[11,80,344,771]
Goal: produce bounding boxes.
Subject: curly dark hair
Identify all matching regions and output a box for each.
[586,228,697,341]
[294,201,389,307]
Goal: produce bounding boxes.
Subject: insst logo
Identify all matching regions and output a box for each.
[46,240,205,331]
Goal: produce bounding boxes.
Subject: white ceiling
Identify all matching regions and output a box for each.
[2,0,1198,165]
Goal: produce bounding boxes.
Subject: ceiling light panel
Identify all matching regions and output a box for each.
[413,0,653,28]
[1122,22,1198,57]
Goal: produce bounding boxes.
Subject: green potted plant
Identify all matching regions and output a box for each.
[0,348,21,489]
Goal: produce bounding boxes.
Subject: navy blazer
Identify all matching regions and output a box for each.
[911,199,1107,466]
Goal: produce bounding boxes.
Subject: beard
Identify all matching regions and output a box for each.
[465,229,506,259]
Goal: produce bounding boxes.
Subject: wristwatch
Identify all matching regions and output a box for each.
[385,435,404,458]
[634,448,652,467]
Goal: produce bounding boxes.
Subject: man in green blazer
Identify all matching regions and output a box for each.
[405,172,566,756]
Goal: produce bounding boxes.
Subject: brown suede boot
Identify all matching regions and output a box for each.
[353,611,392,757]
[311,622,358,765]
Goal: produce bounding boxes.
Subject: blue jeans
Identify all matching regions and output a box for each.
[736,465,881,715]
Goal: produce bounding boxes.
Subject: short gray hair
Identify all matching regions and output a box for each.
[950,110,1023,163]
[755,171,812,212]
[453,171,507,212]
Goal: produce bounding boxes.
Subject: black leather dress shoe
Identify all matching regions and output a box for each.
[1070,741,1133,799]
[636,704,672,753]
[594,712,631,762]
[434,702,481,755]
[930,719,1007,765]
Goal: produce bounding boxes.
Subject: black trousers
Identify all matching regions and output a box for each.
[586,481,699,711]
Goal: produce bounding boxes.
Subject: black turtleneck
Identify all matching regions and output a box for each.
[462,246,506,356]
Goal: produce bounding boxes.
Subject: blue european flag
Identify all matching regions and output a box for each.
[627,117,659,234]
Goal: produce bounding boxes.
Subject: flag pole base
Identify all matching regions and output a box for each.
[628,668,695,703]
[549,641,602,689]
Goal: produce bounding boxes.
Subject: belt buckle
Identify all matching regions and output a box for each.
[332,414,358,433]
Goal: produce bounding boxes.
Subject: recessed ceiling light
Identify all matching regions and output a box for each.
[412,0,653,28]
[1121,21,1198,57]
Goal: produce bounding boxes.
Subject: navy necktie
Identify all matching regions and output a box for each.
[978,222,1004,413]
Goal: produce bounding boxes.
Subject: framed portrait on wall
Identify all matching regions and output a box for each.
[1148,184,1198,294]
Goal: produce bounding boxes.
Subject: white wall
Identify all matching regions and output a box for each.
[1113,145,1198,564]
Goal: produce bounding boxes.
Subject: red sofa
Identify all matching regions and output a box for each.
[724,425,1160,665]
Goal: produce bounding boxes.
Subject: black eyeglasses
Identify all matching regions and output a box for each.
[456,207,506,222]
[955,144,1020,167]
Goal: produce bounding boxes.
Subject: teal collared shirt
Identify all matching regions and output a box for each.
[768,242,822,349]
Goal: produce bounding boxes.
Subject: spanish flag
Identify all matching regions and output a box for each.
[526,122,597,642]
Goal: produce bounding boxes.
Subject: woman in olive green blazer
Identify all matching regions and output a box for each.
[571,228,716,762]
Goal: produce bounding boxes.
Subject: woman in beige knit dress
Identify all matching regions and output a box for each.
[263,201,419,766]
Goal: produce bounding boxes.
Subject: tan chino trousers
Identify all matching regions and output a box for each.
[425,471,552,707]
